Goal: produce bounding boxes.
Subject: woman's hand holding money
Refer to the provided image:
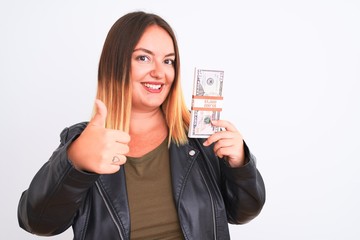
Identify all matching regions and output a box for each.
[203,120,245,168]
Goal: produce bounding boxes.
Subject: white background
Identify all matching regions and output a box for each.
[1,0,359,239]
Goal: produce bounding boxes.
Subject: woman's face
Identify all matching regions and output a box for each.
[130,25,175,113]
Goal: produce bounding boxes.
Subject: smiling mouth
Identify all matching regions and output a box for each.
[143,83,163,90]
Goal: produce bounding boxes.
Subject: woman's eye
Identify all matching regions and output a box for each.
[164,59,175,65]
[137,55,150,62]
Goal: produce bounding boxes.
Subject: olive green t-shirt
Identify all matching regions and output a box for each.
[124,138,183,240]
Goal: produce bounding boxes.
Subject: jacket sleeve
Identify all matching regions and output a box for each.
[17,122,99,236]
[220,141,266,224]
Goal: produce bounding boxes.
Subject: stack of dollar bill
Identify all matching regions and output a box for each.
[188,68,224,138]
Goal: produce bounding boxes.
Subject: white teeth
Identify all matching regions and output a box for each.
[144,83,162,90]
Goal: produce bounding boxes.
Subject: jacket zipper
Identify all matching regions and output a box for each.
[199,170,217,240]
[95,182,125,240]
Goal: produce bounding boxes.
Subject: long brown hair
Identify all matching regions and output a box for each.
[96,11,190,145]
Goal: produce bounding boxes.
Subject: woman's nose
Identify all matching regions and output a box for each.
[150,62,165,79]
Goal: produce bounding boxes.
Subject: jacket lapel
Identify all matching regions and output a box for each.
[97,167,130,238]
[169,141,199,203]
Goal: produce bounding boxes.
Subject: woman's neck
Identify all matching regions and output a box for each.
[127,107,168,157]
[129,107,166,134]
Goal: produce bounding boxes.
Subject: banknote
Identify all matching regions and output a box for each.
[188,68,224,138]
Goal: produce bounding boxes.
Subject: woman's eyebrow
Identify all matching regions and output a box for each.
[133,48,175,57]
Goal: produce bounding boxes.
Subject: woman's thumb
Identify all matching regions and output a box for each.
[90,99,107,127]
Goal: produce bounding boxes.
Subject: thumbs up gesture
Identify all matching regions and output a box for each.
[67,99,130,174]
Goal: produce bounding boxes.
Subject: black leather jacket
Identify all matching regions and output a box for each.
[18,122,265,240]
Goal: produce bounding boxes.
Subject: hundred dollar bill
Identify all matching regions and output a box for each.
[188,68,224,138]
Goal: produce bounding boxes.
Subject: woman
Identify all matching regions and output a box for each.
[18,11,265,240]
